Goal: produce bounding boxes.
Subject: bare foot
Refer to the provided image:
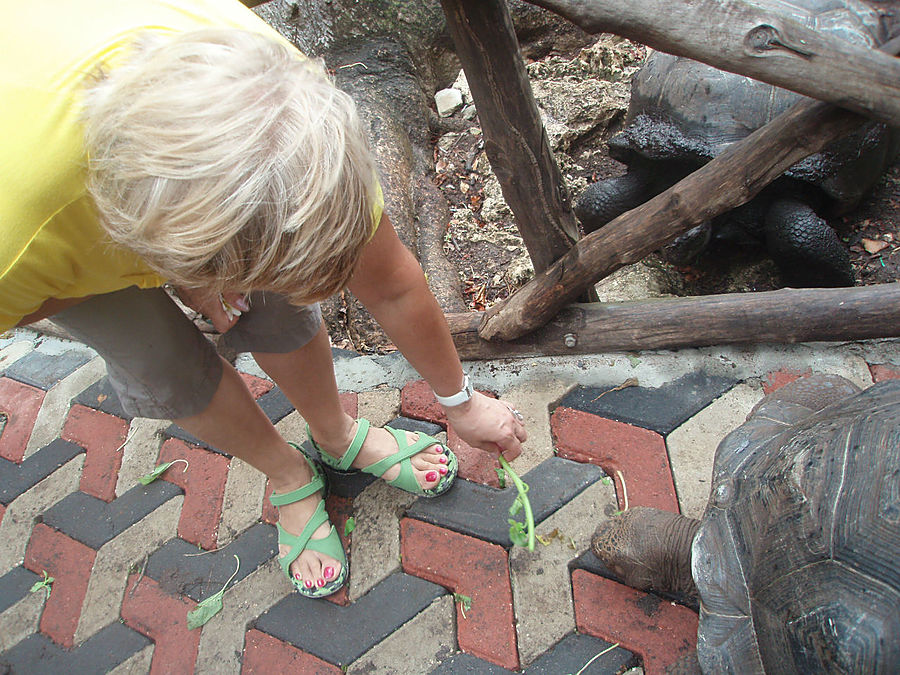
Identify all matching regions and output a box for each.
[311,417,451,491]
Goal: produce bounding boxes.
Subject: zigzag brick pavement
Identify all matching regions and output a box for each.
[0,328,898,673]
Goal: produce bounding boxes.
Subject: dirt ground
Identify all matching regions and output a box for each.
[431,35,900,317]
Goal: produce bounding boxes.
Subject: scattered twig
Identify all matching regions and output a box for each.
[616,469,629,512]
[569,643,621,675]
[115,427,138,452]
[129,555,148,597]
[591,377,638,402]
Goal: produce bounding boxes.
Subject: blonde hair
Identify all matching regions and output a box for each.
[83,28,377,303]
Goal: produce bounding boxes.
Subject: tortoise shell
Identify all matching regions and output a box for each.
[610,0,900,211]
[693,375,900,672]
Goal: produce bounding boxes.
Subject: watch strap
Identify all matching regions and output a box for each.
[434,374,473,407]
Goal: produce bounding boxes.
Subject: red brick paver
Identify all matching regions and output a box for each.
[870,363,900,381]
[552,407,679,512]
[447,427,501,487]
[400,380,446,426]
[573,569,698,674]
[158,438,230,550]
[242,629,342,675]
[62,405,129,502]
[0,377,45,463]
[24,523,96,648]
[762,368,813,394]
[121,573,200,675]
[401,518,519,671]
[240,373,275,399]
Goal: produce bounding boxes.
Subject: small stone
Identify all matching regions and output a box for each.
[461,104,477,120]
[434,88,463,117]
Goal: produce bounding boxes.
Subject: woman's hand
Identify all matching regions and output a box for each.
[174,287,249,333]
[442,391,527,462]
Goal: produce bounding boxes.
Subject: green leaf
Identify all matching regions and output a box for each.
[494,467,507,489]
[344,517,356,536]
[452,592,472,612]
[453,592,472,619]
[627,354,641,368]
[508,520,529,547]
[187,555,239,630]
[187,592,224,630]
[29,571,54,598]
[498,456,535,551]
[138,458,188,485]
[601,476,613,486]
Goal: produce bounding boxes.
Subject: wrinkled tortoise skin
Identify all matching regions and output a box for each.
[694,375,900,673]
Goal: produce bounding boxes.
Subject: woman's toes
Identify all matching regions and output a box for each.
[298,559,318,590]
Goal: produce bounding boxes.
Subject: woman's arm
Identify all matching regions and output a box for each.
[348,214,526,460]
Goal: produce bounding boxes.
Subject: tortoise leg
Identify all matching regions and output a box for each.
[591,506,700,597]
[763,198,854,287]
[574,167,656,234]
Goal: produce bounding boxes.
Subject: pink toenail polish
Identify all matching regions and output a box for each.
[439,466,448,475]
[324,566,335,580]
[439,456,448,464]
[426,471,438,482]
[294,572,302,581]
[433,446,443,454]
[316,579,325,587]
[304,580,313,589]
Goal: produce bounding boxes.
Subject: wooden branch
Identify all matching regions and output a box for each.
[479,100,864,340]
[479,35,900,342]
[451,284,900,358]
[439,0,580,273]
[526,0,900,124]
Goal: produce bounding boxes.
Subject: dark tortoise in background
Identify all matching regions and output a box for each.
[592,374,900,673]
[574,0,900,287]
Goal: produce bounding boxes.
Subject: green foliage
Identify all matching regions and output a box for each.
[29,571,54,599]
[453,592,472,618]
[344,517,356,536]
[138,458,188,485]
[498,456,534,551]
[187,555,240,630]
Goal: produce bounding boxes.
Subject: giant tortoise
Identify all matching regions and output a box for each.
[592,374,900,673]
[574,0,900,287]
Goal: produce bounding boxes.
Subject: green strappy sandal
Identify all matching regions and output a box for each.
[309,419,458,498]
[269,444,347,598]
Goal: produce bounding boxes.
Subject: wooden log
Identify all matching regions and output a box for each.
[439,0,580,273]
[479,35,900,342]
[450,283,900,358]
[526,0,900,124]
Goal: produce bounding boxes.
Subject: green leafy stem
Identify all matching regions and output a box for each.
[498,456,534,552]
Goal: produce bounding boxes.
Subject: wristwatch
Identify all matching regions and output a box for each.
[434,373,474,407]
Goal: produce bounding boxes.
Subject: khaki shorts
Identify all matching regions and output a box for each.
[53,286,322,419]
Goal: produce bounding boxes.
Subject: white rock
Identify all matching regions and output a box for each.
[434,87,463,117]
[451,69,472,103]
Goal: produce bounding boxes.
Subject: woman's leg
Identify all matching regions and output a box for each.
[252,324,448,488]
[53,287,339,589]
[171,358,340,589]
